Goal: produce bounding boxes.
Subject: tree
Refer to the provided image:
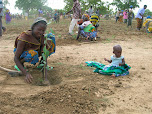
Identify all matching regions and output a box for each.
[111,0,141,10]
[15,0,47,14]
[3,0,9,9]
[144,9,152,17]
[64,0,111,15]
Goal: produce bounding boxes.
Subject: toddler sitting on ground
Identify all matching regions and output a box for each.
[86,45,131,78]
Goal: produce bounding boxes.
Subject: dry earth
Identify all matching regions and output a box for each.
[0,18,152,114]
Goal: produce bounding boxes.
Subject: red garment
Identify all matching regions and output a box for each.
[14,30,44,56]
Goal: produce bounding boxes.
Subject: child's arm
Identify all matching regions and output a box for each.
[14,41,33,83]
[119,58,125,66]
[104,58,112,63]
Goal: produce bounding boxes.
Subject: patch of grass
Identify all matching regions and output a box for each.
[56,62,63,65]
[58,35,62,39]
[38,78,43,82]
[72,34,77,39]
[112,35,116,39]
[106,38,111,43]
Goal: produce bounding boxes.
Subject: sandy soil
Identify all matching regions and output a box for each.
[0,18,152,114]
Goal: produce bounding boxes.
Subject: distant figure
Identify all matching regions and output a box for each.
[90,13,99,31]
[38,8,43,17]
[24,12,28,20]
[96,9,99,16]
[54,10,59,23]
[5,9,11,24]
[123,9,128,24]
[116,10,120,23]
[118,10,123,23]
[46,11,50,20]
[135,5,147,30]
[88,6,93,17]
[66,0,81,35]
[127,5,134,27]
[0,0,6,37]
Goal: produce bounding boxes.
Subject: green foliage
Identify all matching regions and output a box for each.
[111,0,140,11]
[15,0,47,13]
[3,0,9,8]
[64,0,74,12]
[64,0,112,15]
[42,5,53,12]
[144,9,152,17]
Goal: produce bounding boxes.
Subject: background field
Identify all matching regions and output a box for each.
[0,18,152,114]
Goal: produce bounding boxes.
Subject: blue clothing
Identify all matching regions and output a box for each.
[79,25,97,39]
[14,48,39,65]
[46,33,56,56]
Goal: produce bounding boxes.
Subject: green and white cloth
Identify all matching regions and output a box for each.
[86,61,131,77]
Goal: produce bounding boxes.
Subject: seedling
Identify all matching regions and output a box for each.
[38,28,55,85]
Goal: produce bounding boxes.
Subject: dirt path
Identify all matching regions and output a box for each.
[0,19,152,114]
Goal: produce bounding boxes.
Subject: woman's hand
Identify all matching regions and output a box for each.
[25,73,33,83]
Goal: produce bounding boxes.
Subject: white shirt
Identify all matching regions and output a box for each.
[135,8,145,19]
[82,21,91,27]
[110,55,124,66]
[116,11,120,17]
[88,8,93,16]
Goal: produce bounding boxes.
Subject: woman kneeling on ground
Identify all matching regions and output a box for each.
[77,15,97,41]
[14,17,55,83]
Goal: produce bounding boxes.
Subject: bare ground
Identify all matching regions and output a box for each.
[0,18,152,114]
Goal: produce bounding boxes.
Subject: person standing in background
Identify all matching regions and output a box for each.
[24,12,28,20]
[5,9,11,24]
[88,6,93,17]
[135,5,147,30]
[0,0,6,37]
[123,9,128,24]
[116,10,120,23]
[127,5,134,27]
[96,9,100,20]
[38,8,43,17]
[66,0,81,35]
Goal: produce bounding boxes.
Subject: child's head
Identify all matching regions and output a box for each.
[113,45,122,58]
[31,17,47,38]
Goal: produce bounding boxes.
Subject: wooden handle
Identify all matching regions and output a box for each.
[0,66,21,73]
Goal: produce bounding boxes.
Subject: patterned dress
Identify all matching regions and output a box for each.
[14,31,56,65]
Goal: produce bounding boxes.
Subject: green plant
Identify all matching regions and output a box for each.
[38,29,54,82]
